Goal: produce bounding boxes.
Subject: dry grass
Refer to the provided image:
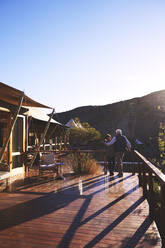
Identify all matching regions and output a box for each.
[66,153,102,175]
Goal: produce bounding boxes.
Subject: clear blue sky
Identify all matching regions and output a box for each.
[1,0,165,112]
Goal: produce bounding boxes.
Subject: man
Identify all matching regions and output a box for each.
[104,129,131,177]
[104,134,115,176]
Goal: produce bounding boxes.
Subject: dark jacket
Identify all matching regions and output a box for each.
[114,134,127,153]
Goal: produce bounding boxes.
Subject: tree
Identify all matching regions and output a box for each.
[158,122,165,167]
[68,119,101,146]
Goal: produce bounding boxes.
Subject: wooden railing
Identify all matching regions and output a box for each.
[134,150,165,245]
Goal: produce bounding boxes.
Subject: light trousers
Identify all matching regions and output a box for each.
[115,152,124,174]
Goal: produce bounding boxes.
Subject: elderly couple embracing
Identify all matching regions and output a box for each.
[104,129,131,177]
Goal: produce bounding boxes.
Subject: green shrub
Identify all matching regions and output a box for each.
[68,119,102,146]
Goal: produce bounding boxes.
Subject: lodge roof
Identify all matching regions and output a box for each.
[24,107,62,125]
[0,82,51,109]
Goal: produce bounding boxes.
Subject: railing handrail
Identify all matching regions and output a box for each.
[134,149,165,184]
[134,149,165,245]
[68,149,106,153]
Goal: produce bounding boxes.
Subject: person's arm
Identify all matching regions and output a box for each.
[104,136,116,146]
[125,137,131,150]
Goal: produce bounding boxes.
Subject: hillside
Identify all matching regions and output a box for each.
[54,90,165,155]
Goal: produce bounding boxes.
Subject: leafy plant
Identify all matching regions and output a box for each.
[68,119,101,146]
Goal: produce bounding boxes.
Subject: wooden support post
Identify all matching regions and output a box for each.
[9,133,13,175]
[0,92,24,163]
[55,137,57,151]
[25,115,29,153]
[59,136,62,151]
[62,127,67,150]
[60,128,64,151]
[47,125,58,141]
[29,108,55,167]
[66,134,69,149]
[49,139,53,151]
[160,182,165,246]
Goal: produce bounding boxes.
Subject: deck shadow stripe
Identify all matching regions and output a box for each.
[84,197,145,248]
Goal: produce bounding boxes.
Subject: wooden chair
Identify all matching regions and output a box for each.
[39,152,65,179]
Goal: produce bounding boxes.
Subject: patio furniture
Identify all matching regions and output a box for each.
[39,152,65,180]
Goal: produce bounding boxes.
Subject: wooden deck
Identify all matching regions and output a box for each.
[0,172,161,247]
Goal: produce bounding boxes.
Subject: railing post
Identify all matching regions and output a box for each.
[142,163,147,198]
[77,150,81,174]
[103,151,107,175]
[131,150,135,175]
[148,172,154,219]
[160,182,165,246]
[138,161,142,186]
[133,150,142,186]
[134,149,165,245]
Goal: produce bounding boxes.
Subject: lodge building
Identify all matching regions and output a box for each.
[0,82,67,188]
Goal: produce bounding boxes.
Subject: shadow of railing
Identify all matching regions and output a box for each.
[83,197,145,248]
[121,216,160,248]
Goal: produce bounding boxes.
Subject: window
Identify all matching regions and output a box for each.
[0,122,6,148]
[12,117,23,153]
[12,116,24,168]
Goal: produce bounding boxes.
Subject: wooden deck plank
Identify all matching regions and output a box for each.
[0,172,161,247]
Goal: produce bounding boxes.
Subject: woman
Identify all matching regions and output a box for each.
[104,134,115,176]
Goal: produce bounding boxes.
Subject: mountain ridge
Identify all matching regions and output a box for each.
[57,89,165,114]
[54,89,165,146]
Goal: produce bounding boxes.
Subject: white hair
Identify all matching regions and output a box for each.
[116,129,122,135]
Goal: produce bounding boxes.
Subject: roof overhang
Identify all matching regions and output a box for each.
[25,107,62,125]
[0,82,51,108]
[0,107,10,112]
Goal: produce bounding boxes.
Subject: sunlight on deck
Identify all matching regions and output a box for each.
[0,172,161,247]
